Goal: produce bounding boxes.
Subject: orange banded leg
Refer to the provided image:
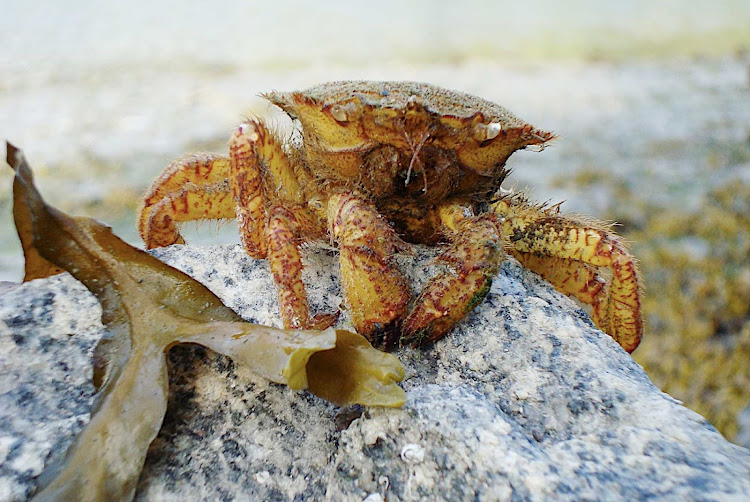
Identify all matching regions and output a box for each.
[266,205,338,330]
[139,153,234,248]
[510,252,605,306]
[401,202,504,347]
[229,120,309,258]
[327,193,410,346]
[229,123,268,258]
[493,198,643,353]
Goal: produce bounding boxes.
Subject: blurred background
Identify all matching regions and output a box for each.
[1,0,749,445]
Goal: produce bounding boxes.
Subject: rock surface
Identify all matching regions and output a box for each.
[1,244,749,501]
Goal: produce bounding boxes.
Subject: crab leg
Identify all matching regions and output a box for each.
[234,120,335,329]
[401,201,504,346]
[228,123,270,258]
[230,120,314,258]
[511,253,605,306]
[138,153,235,248]
[266,204,337,330]
[492,197,642,353]
[327,192,411,345]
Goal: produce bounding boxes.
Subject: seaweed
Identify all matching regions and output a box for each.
[631,182,750,440]
[6,142,405,501]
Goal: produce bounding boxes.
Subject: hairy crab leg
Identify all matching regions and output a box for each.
[510,253,605,305]
[400,201,504,347]
[492,197,643,353]
[327,192,411,346]
[228,123,270,258]
[265,204,338,330]
[234,120,337,330]
[138,153,234,248]
[230,120,313,258]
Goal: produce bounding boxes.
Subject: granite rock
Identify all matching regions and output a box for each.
[1,244,749,501]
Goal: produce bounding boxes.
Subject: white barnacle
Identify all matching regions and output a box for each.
[378,475,390,491]
[400,443,425,464]
[364,429,385,446]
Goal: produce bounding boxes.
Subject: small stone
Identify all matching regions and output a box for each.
[254,471,271,484]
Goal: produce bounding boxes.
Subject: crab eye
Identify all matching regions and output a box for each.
[472,122,503,142]
[486,122,502,140]
[330,104,348,122]
[329,101,362,123]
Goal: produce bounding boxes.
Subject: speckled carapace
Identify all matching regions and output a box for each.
[139,81,642,352]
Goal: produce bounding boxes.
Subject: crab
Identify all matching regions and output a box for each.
[138,81,642,352]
